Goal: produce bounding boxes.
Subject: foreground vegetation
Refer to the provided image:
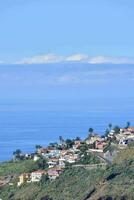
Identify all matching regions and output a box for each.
[0,145,134,200]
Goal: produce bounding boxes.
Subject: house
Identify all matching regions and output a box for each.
[60,150,68,157]
[119,138,134,146]
[86,134,101,145]
[120,127,134,135]
[73,140,82,149]
[37,147,48,155]
[64,153,77,163]
[127,127,134,133]
[0,178,10,188]
[43,150,61,158]
[47,158,58,168]
[58,158,66,168]
[108,130,115,138]
[31,170,46,182]
[25,153,33,160]
[17,173,30,186]
[47,168,63,180]
[95,141,107,150]
[33,155,40,161]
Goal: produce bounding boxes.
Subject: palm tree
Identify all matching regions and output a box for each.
[113,126,120,134]
[125,121,130,129]
[88,128,94,139]
[75,136,81,141]
[59,136,64,145]
[35,145,42,150]
[13,149,22,161]
[13,149,22,156]
[108,123,112,130]
[89,128,94,135]
[105,129,110,137]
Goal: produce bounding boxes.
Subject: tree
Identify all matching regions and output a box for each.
[36,158,48,170]
[105,129,110,137]
[13,149,22,155]
[41,174,49,183]
[113,126,120,134]
[78,152,100,165]
[89,128,94,134]
[125,121,130,129]
[35,145,42,150]
[75,136,81,141]
[108,123,112,130]
[88,128,94,139]
[65,139,74,149]
[13,149,22,161]
[79,143,89,153]
[49,142,58,148]
[59,136,64,144]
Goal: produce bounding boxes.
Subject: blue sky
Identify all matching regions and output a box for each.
[0,0,134,63]
[0,1,134,101]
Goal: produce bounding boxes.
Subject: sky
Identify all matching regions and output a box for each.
[0,0,134,102]
[0,0,134,63]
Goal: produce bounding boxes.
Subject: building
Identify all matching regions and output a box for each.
[31,170,46,182]
[108,130,115,138]
[86,134,102,145]
[47,168,63,180]
[47,158,58,168]
[33,155,40,161]
[73,140,82,149]
[58,158,66,168]
[17,173,30,186]
[127,127,134,133]
[37,147,48,155]
[95,141,107,150]
[119,138,134,146]
[25,153,33,159]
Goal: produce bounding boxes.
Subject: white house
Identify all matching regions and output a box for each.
[31,170,46,182]
[33,155,40,162]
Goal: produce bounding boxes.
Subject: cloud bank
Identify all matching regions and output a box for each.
[15,54,134,65]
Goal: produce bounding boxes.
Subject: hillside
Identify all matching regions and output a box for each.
[0,146,134,200]
[89,146,134,200]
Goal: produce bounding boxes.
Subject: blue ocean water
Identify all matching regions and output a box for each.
[0,98,134,161]
[0,63,134,161]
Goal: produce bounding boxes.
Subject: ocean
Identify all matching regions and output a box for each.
[0,63,134,161]
[0,98,134,161]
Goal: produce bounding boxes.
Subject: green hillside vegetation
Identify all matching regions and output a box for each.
[0,167,105,200]
[90,146,134,200]
[0,160,38,177]
[0,146,134,200]
[76,152,101,165]
[0,158,48,177]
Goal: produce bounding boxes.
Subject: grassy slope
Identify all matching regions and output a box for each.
[0,160,40,177]
[0,167,105,200]
[90,147,134,200]
[0,147,134,200]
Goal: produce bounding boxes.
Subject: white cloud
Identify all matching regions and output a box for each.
[88,56,134,64]
[15,54,134,64]
[15,54,63,64]
[65,54,89,62]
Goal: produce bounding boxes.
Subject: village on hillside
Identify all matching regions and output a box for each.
[1,123,134,188]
